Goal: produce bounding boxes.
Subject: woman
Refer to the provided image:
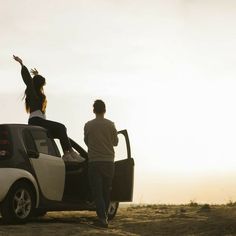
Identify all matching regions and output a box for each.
[13,55,85,163]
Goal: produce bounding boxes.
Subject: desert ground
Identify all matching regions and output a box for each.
[1,204,236,236]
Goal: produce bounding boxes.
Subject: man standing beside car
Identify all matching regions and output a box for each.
[84,100,118,228]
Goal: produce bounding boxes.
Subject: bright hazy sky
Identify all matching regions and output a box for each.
[1,0,236,204]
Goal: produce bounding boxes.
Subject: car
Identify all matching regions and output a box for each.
[0,124,134,224]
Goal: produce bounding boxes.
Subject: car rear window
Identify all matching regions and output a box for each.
[24,129,60,157]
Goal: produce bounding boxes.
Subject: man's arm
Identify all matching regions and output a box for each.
[112,123,119,146]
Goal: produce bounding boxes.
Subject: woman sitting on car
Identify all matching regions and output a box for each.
[13,55,84,163]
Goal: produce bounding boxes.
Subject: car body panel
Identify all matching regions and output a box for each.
[111,158,134,201]
[29,153,65,201]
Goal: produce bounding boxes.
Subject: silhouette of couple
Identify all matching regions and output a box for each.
[13,55,118,228]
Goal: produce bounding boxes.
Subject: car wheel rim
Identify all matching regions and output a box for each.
[13,188,32,219]
[108,202,117,215]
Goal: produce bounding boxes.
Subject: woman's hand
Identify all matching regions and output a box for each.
[30,68,39,76]
[13,55,23,65]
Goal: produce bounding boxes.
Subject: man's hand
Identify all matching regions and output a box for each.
[13,55,23,65]
[30,68,39,76]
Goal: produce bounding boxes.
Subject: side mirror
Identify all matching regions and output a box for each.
[27,150,39,159]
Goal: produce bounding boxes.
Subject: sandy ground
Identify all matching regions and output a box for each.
[1,205,236,236]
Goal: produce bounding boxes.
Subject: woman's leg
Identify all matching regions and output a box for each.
[29,117,85,162]
[29,117,71,152]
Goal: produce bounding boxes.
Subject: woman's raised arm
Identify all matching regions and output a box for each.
[13,55,32,86]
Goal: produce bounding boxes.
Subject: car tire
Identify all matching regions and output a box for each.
[1,181,35,224]
[107,202,119,220]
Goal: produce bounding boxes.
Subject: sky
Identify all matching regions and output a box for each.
[1,0,236,204]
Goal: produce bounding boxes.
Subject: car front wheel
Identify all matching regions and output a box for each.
[1,181,35,224]
[107,202,119,220]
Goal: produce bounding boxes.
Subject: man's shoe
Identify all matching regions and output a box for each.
[93,219,108,229]
[70,151,85,163]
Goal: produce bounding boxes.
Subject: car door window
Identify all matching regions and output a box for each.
[54,139,63,157]
[114,133,128,161]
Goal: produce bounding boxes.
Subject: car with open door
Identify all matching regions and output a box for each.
[0,124,134,224]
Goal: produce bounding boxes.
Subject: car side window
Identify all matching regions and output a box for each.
[23,130,37,152]
[24,129,60,157]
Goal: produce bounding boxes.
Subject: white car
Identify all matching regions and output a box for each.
[0,124,134,224]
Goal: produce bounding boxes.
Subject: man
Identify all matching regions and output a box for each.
[84,100,118,228]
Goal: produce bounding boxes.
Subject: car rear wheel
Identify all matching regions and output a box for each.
[107,202,119,220]
[1,182,35,224]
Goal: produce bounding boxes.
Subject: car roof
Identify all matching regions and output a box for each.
[0,123,46,131]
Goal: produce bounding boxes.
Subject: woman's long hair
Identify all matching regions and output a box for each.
[24,75,47,114]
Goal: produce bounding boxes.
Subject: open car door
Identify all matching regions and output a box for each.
[110,130,134,202]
